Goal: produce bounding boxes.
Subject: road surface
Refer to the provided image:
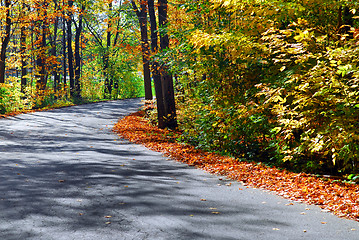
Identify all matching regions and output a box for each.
[0,98,358,239]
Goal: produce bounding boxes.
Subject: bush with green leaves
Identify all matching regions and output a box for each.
[172,0,359,175]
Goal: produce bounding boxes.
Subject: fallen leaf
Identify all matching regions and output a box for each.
[112,112,359,222]
[211,211,220,214]
[104,216,112,218]
[200,198,207,201]
[273,228,280,231]
[321,222,327,224]
[58,180,65,182]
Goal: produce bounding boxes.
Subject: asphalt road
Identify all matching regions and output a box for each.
[0,98,358,240]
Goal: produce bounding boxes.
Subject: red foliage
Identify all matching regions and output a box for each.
[113,112,359,221]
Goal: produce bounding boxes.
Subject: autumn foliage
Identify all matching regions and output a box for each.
[0,0,145,114]
[166,0,359,175]
[114,111,359,221]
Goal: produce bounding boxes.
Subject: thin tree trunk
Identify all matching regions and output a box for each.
[62,1,67,88]
[52,0,60,92]
[36,1,48,91]
[104,2,112,99]
[20,1,27,93]
[0,0,11,84]
[131,0,152,100]
[74,4,84,98]
[20,25,27,92]
[67,0,75,96]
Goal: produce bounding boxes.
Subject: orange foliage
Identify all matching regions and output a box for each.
[113,111,359,221]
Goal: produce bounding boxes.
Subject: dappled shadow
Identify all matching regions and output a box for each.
[0,99,356,240]
[0,153,292,240]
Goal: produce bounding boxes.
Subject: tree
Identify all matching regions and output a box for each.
[20,1,28,93]
[74,2,85,97]
[34,0,49,91]
[147,0,165,128]
[131,0,152,100]
[51,0,60,92]
[62,0,67,88]
[67,0,76,96]
[0,0,12,84]
[157,0,177,129]
[147,0,177,129]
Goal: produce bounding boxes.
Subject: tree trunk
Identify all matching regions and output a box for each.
[36,1,48,91]
[20,24,27,93]
[131,0,152,100]
[62,0,67,88]
[158,0,177,129]
[52,0,60,92]
[148,0,166,128]
[0,0,11,84]
[104,2,112,99]
[20,0,28,93]
[74,4,85,98]
[67,0,75,96]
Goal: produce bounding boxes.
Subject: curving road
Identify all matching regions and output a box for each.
[0,98,358,240]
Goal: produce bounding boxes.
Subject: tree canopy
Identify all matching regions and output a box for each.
[1,0,359,175]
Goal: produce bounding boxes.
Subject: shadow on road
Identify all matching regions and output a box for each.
[1,99,356,240]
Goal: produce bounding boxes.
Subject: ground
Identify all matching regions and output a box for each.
[0,98,358,240]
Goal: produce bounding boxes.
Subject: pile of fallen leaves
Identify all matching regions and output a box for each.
[113,111,359,221]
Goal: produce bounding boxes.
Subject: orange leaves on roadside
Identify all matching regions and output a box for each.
[113,112,359,221]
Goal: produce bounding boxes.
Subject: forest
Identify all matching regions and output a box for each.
[1,0,359,177]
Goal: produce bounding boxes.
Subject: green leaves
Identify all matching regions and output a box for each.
[337,64,354,77]
[170,0,359,175]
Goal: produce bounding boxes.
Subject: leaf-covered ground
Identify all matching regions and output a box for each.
[113,111,359,222]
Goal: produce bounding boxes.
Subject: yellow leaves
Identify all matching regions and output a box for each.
[190,30,234,51]
[294,29,314,43]
[189,27,258,66]
[296,18,309,26]
[209,0,242,10]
